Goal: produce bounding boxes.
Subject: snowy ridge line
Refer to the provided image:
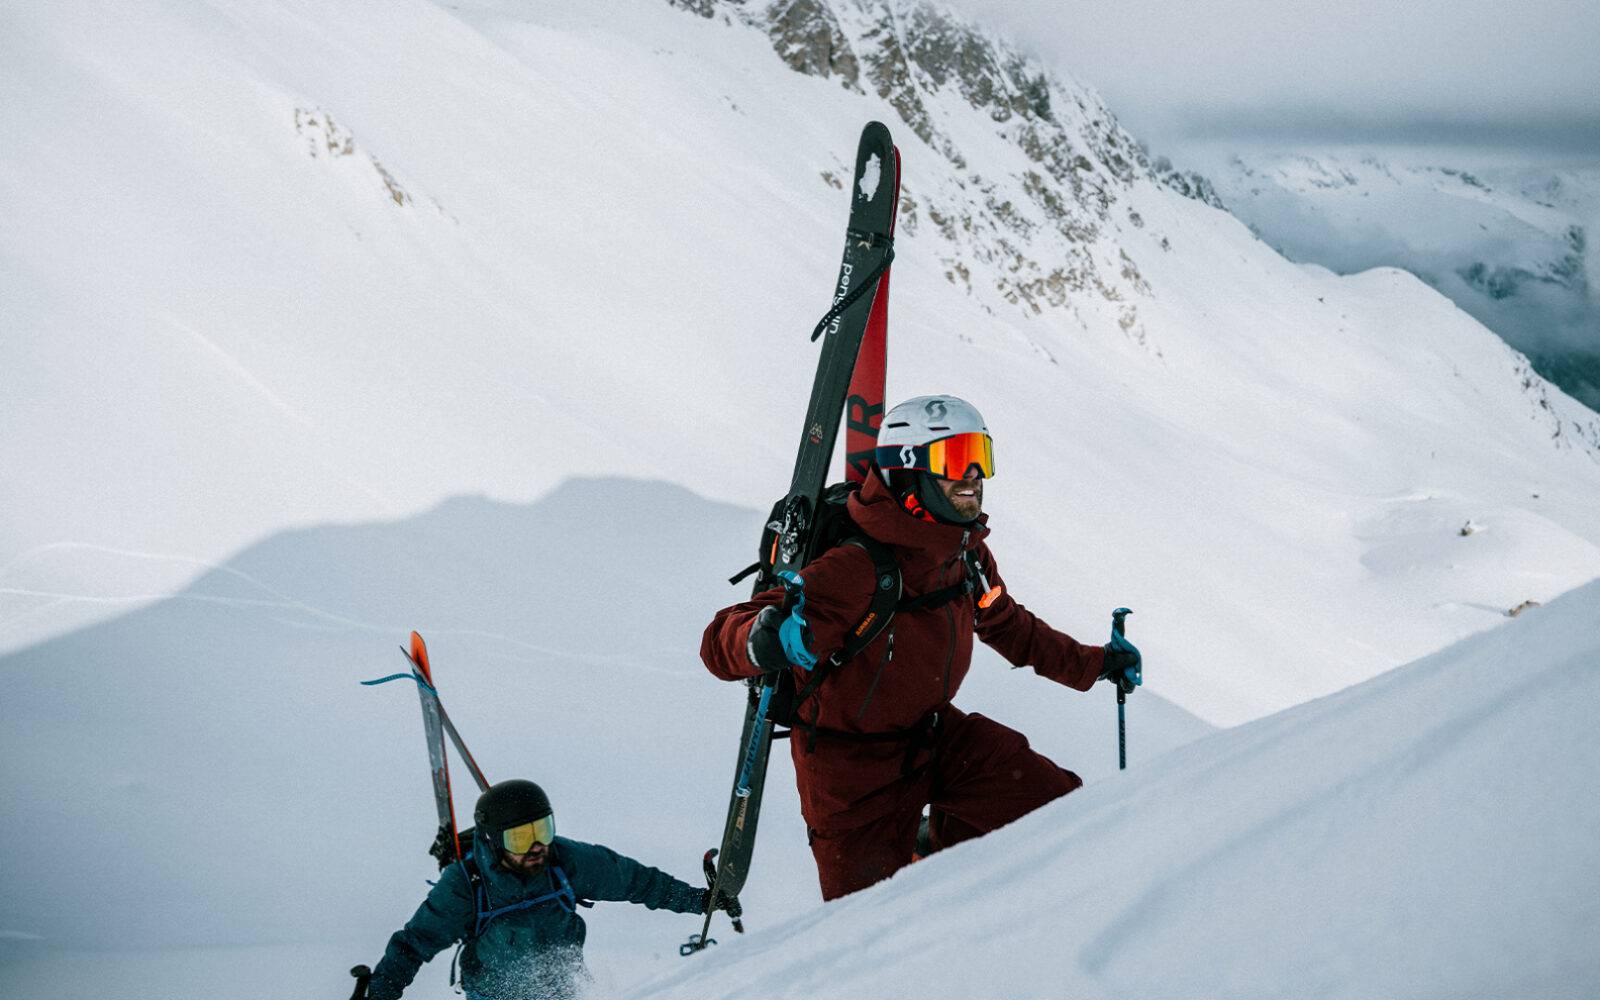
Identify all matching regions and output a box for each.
[0,585,662,672]
[0,541,238,580]
[0,538,656,670]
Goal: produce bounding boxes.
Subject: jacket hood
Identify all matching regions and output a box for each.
[849,467,989,559]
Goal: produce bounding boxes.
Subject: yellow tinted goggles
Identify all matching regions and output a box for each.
[500,815,556,854]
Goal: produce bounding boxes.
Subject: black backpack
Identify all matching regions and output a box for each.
[731,482,902,728]
[732,482,994,730]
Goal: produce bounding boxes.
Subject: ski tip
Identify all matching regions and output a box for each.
[406,630,432,678]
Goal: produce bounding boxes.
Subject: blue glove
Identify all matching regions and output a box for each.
[1099,631,1142,694]
[744,573,818,672]
[775,571,818,670]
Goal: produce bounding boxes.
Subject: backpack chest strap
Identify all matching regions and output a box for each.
[469,863,578,938]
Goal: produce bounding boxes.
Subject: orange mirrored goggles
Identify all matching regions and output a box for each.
[876,432,994,480]
[500,815,556,854]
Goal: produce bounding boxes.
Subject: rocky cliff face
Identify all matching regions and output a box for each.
[667,0,1219,342]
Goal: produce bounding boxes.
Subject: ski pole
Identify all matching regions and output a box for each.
[1112,607,1132,771]
[347,964,372,1000]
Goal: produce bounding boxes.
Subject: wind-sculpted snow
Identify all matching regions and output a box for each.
[632,580,1600,999]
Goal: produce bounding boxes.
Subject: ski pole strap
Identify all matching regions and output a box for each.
[359,670,436,693]
[809,238,895,342]
[776,572,818,670]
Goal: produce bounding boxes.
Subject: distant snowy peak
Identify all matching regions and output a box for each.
[666,0,1215,335]
[1200,149,1600,413]
[1225,152,1590,316]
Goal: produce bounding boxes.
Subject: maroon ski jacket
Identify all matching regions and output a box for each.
[700,470,1104,829]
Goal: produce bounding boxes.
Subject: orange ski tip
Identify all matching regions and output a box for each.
[978,586,1003,609]
[408,631,431,675]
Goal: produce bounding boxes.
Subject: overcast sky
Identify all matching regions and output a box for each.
[945,0,1600,164]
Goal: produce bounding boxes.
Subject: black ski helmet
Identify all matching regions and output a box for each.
[474,779,553,836]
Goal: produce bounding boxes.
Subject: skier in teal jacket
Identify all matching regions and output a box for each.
[367,780,734,1000]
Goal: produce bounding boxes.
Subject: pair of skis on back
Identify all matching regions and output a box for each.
[684,121,902,955]
[350,631,488,998]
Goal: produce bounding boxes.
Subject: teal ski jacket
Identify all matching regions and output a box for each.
[368,829,705,1000]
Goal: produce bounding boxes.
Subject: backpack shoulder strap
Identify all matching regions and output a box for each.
[835,536,902,664]
[785,535,900,713]
[458,853,489,939]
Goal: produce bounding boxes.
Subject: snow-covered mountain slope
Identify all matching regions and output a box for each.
[636,579,1600,1000]
[4,0,1598,729]
[1191,148,1600,410]
[0,479,1214,984]
[4,2,1600,995]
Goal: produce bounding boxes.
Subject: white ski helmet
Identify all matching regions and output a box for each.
[875,395,994,481]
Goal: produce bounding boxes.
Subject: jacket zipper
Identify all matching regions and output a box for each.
[852,626,896,723]
[940,530,971,703]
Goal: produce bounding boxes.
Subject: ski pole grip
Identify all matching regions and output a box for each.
[348,965,373,1000]
[1110,608,1131,770]
[1112,607,1131,637]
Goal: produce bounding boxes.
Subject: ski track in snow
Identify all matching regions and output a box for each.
[163,314,400,510]
[162,314,318,432]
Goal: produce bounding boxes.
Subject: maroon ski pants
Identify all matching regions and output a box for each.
[805,710,1082,900]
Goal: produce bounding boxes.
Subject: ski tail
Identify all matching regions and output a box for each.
[845,143,900,483]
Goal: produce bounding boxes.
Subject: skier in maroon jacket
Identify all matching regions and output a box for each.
[701,395,1142,900]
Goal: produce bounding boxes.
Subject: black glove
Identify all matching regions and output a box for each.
[701,886,743,920]
[745,605,790,673]
[1099,632,1142,695]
